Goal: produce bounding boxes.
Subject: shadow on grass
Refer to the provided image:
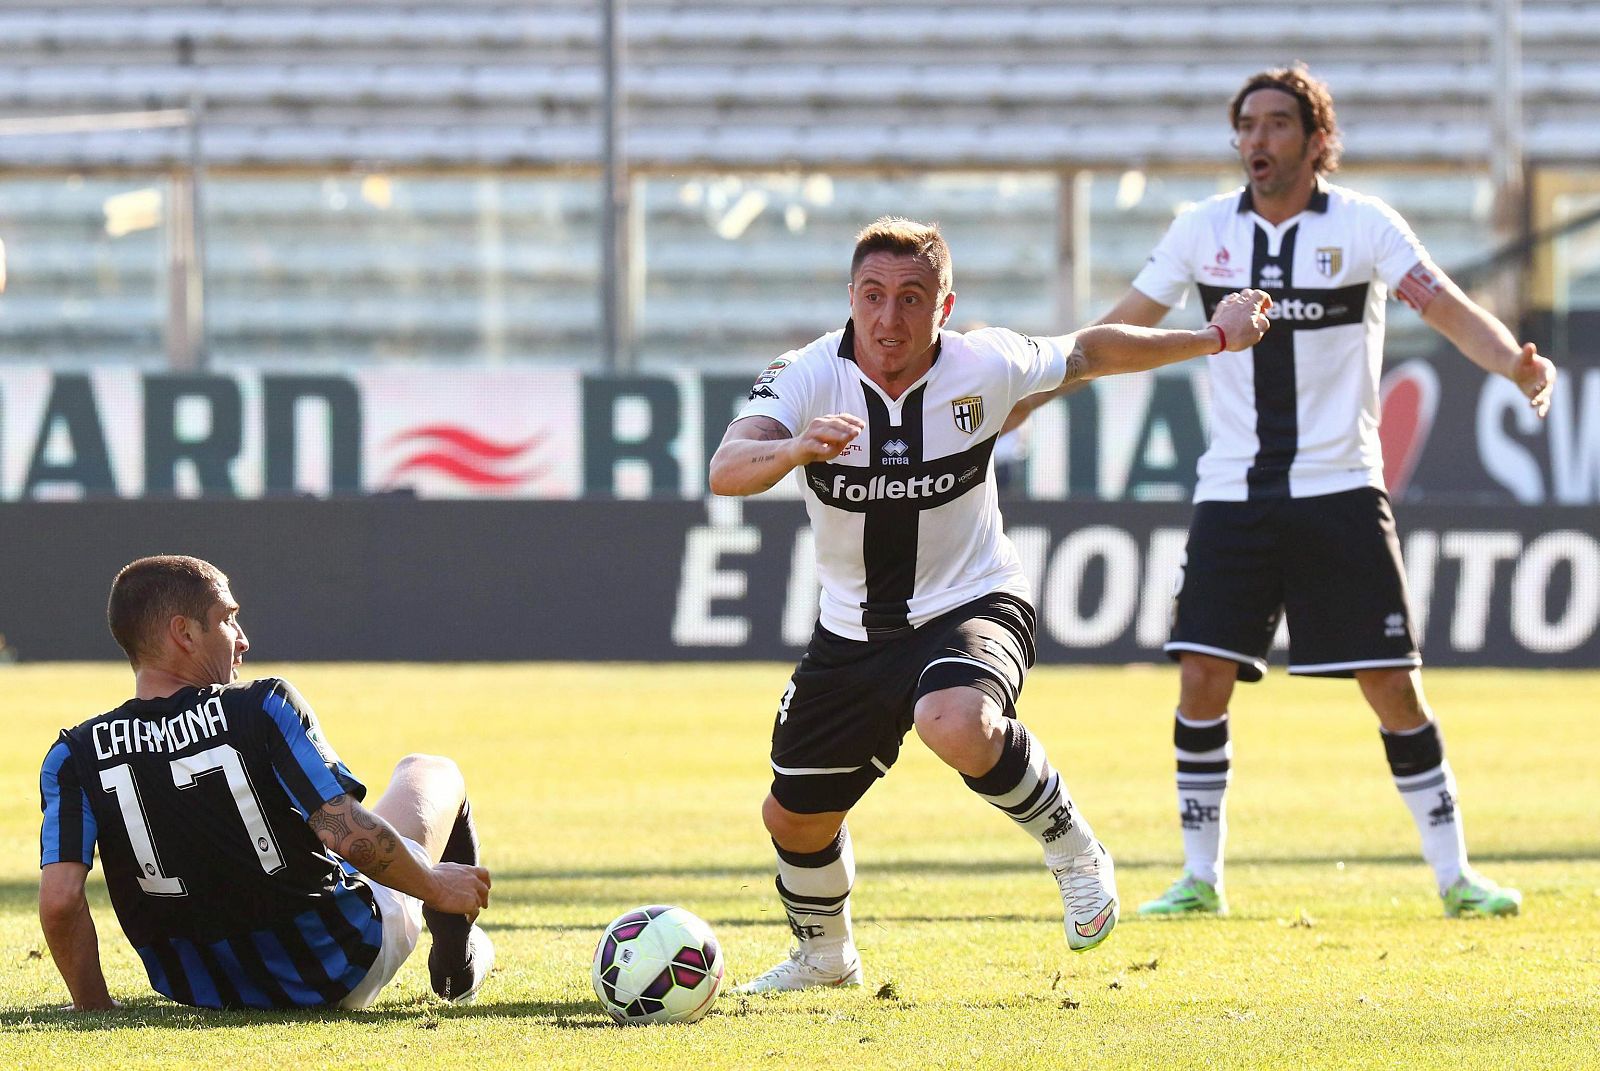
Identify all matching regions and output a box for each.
[490,846,1600,884]
[0,995,615,1033]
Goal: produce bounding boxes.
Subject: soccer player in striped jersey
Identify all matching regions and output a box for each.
[711,217,1271,992]
[1013,66,1555,919]
[38,555,494,1010]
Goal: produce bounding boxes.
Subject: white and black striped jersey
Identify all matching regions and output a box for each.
[737,322,1068,640]
[1132,179,1433,502]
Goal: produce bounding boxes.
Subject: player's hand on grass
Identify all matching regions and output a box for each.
[1510,342,1556,418]
[1209,289,1273,351]
[427,862,491,919]
[792,414,865,464]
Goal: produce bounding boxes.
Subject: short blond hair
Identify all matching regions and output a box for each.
[850,216,953,295]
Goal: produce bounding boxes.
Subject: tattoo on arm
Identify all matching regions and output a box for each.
[1063,340,1089,384]
[309,794,352,842]
[311,794,401,875]
[734,416,791,442]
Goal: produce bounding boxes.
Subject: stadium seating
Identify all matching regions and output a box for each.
[0,2,1593,364]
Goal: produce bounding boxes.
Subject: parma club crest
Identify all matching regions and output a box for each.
[951,395,984,434]
[1315,246,1343,278]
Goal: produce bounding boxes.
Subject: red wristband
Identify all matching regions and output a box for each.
[1209,324,1226,354]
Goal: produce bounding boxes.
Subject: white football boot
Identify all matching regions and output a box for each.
[1052,840,1120,951]
[735,946,863,994]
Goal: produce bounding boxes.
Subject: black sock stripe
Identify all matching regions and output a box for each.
[992,768,1056,819]
[775,876,851,908]
[774,830,845,868]
[1177,759,1232,774]
[1382,722,1444,777]
[1173,717,1230,751]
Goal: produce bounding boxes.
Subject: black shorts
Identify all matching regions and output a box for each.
[769,593,1037,814]
[1165,487,1422,682]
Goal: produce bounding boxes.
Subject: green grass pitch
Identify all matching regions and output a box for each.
[1,663,1595,1070]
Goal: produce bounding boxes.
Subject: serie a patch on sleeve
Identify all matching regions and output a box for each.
[748,357,791,400]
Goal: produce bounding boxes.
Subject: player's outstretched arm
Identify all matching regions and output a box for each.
[1411,267,1557,418]
[1066,289,1272,385]
[1002,288,1173,433]
[709,414,864,497]
[39,862,116,1011]
[309,794,490,917]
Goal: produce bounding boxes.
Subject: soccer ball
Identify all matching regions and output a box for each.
[591,905,725,1025]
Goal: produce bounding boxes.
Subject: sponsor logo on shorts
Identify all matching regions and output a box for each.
[1385,612,1407,638]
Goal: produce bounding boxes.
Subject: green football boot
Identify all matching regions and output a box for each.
[1137,873,1227,916]
[1442,871,1522,918]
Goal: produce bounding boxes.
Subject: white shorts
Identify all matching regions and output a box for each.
[337,835,431,1010]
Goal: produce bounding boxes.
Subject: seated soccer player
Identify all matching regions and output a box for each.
[38,555,494,1010]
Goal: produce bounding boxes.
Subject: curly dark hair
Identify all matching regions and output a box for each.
[1230,65,1343,174]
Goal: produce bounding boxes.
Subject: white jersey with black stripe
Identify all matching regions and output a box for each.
[1132,179,1433,502]
[736,322,1068,641]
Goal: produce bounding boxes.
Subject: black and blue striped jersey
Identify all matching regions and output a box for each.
[39,677,385,1009]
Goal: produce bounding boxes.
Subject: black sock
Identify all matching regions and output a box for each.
[425,800,478,950]
[440,798,479,866]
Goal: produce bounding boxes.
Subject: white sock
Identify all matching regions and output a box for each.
[963,720,1094,867]
[774,824,856,960]
[1174,710,1231,887]
[1383,720,1468,892]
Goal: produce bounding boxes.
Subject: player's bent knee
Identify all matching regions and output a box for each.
[913,690,1002,767]
[761,794,843,851]
[393,753,465,797]
[1178,653,1237,715]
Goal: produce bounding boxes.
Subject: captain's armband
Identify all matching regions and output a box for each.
[1395,261,1445,312]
